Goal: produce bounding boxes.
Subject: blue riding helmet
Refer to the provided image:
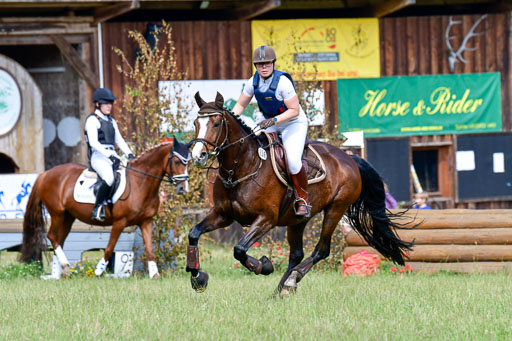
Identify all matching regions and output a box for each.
[93,88,117,104]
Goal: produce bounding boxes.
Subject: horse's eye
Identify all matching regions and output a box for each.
[174,160,181,166]
[213,122,220,128]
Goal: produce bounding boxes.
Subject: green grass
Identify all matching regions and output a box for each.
[1,245,512,340]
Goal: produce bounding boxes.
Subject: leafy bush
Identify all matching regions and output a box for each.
[114,21,207,273]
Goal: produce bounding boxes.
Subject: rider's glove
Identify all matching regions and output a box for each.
[128,154,135,161]
[258,118,276,129]
[109,155,120,169]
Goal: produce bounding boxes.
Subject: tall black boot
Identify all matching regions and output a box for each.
[91,180,110,222]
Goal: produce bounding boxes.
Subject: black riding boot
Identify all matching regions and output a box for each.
[91,180,110,222]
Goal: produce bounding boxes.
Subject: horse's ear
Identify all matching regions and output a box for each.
[215,92,224,109]
[195,91,206,109]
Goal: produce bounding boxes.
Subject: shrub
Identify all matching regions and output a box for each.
[114,21,207,273]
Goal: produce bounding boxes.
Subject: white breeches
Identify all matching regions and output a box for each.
[90,147,116,186]
[265,113,308,175]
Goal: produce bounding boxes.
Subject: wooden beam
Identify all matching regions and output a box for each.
[0,34,90,45]
[0,27,95,36]
[0,16,94,23]
[344,245,512,262]
[385,208,512,229]
[94,0,140,23]
[230,0,281,21]
[346,228,512,246]
[371,0,415,18]
[49,34,99,89]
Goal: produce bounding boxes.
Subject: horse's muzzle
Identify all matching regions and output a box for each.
[176,182,188,195]
[173,174,189,194]
[193,152,209,168]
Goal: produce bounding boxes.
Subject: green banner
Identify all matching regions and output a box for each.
[338,73,502,137]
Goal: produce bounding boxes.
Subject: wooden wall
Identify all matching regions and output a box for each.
[102,22,252,111]
[380,13,512,133]
[102,21,340,127]
[102,14,510,131]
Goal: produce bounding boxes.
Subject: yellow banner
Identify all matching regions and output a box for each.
[251,19,380,81]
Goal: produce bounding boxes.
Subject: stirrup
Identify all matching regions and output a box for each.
[91,205,105,222]
[294,198,311,218]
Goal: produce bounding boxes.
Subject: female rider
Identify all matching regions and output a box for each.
[232,45,310,218]
[84,88,134,222]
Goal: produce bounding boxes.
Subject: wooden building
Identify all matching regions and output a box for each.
[1,0,511,208]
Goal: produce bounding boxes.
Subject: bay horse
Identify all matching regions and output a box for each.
[20,139,190,279]
[187,92,414,295]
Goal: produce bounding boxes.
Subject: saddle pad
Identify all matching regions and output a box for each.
[73,168,127,204]
[264,132,326,187]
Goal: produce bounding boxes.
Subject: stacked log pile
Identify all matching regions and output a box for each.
[343,209,512,273]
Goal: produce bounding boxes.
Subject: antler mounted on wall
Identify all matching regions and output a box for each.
[445,14,488,72]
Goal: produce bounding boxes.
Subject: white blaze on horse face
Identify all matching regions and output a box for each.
[175,167,189,193]
[192,117,210,161]
[183,167,189,192]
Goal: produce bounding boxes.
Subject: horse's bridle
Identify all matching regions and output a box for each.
[192,111,230,158]
[123,144,191,186]
[193,109,264,188]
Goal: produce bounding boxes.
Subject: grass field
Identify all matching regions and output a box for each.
[1,245,512,340]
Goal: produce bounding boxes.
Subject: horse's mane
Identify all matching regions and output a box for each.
[226,110,253,135]
[134,142,172,161]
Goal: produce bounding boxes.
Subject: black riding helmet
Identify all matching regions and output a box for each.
[93,88,117,104]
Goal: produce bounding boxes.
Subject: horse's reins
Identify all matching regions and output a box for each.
[117,149,190,200]
[193,109,267,189]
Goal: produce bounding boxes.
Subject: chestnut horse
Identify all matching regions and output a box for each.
[187,92,413,295]
[20,140,190,279]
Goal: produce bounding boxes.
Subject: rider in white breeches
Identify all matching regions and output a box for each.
[84,88,134,222]
[232,45,311,217]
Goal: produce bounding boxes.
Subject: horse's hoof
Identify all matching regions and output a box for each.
[61,264,71,278]
[151,273,161,280]
[191,271,209,292]
[280,285,297,297]
[259,256,274,275]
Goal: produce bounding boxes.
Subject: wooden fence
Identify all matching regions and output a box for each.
[343,209,512,273]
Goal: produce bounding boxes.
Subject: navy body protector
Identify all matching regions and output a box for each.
[253,70,296,119]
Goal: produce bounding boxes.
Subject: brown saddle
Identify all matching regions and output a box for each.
[263,132,326,187]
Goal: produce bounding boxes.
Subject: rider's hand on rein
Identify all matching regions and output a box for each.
[259,118,276,129]
[109,155,121,170]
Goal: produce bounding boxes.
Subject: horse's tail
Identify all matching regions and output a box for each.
[346,155,415,265]
[20,175,47,263]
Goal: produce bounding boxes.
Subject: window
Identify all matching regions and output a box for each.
[412,150,438,192]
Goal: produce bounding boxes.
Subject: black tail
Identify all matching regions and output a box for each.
[346,155,414,265]
[20,175,47,263]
